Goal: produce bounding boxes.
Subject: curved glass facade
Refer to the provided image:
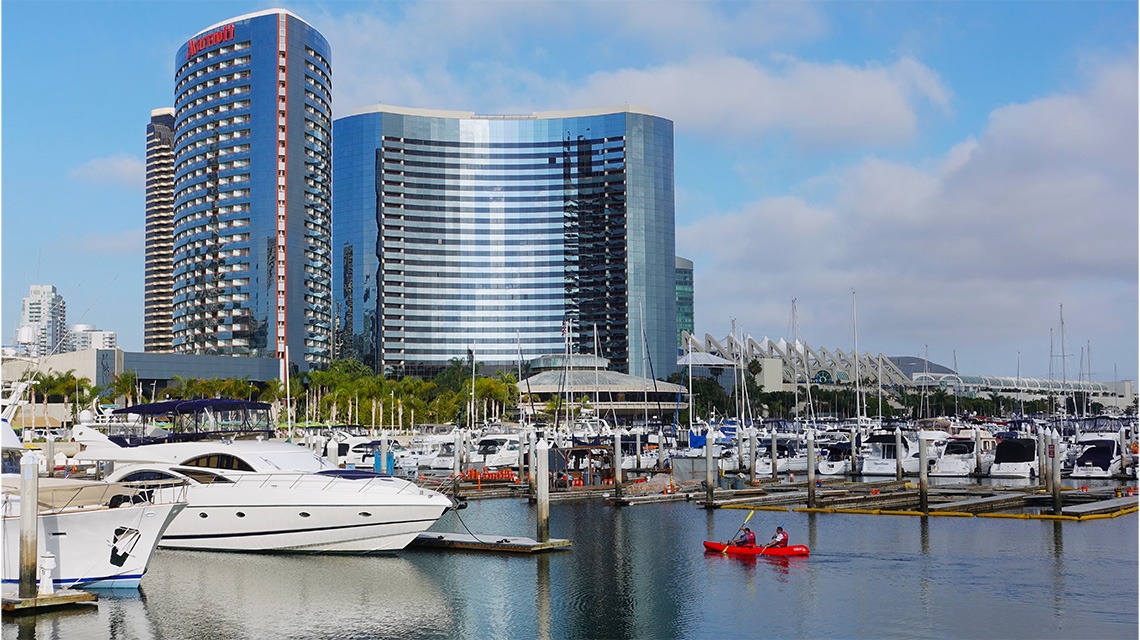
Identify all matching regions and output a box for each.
[333,106,675,378]
[170,9,332,370]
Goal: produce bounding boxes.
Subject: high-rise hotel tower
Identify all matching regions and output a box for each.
[166,9,332,370]
[144,108,176,352]
[333,105,676,379]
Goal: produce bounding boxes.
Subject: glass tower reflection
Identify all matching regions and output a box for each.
[333,106,676,378]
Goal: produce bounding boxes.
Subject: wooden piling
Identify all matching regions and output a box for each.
[19,452,38,599]
[918,434,929,513]
[770,430,778,481]
[535,439,550,542]
[894,427,903,481]
[1051,430,1062,515]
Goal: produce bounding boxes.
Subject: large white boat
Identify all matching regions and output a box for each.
[1070,433,1123,479]
[930,429,996,477]
[2,420,185,589]
[753,438,811,475]
[818,441,857,476]
[989,437,1039,478]
[72,418,453,554]
[472,434,522,471]
[860,432,920,476]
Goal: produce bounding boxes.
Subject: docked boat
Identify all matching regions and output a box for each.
[2,420,186,589]
[818,441,857,476]
[472,434,521,471]
[989,437,1039,478]
[72,421,453,554]
[860,431,919,476]
[702,541,810,557]
[754,437,811,475]
[1070,433,1123,478]
[930,429,996,477]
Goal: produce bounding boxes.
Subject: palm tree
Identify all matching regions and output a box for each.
[107,370,139,406]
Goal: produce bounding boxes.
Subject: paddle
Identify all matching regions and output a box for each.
[723,509,755,554]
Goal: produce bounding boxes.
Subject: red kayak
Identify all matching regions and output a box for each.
[703,541,810,557]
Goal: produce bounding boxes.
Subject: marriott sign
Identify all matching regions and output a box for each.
[186,23,235,59]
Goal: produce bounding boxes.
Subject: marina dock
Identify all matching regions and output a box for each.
[410,532,572,553]
[1,589,98,614]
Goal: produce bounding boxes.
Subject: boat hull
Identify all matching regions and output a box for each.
[2,499,185,589]
[149,477,452,553]
[703,541,810,556]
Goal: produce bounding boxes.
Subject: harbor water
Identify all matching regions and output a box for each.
[3,494,1137,639]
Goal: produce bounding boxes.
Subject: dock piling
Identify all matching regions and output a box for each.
[850,426,858,475]
[705,430,715,504]
[1120,426,1130,476]
[806,429,816,508]
[918,435,928,513]
[535,439,550,542]
[1051,429,1062,515]
[894,427,903,481]
[974,428,982,476]
[19,451,38,599]
[749,427,757,486]
[770,430,778,481]
[613,432,623,501]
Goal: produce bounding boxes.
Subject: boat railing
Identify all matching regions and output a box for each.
[217,470,423,495]
[1,477,188,514]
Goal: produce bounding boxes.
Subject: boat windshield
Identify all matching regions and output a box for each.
[993,439,1036,464]
[1,449,19,474]
[944,441,974,456]
[477,439,506,455]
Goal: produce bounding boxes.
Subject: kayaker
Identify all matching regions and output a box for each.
[765,526,788,548]
[732,527,756,547]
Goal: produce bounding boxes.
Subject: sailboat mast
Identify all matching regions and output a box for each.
[852,290,862,422]
[792,299,800,427]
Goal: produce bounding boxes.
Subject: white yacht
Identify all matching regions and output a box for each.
[2,420,185,589]
[818,441,857,476]
[989,436,1039,478]
[1070,433,1123,479]
[753,438,811,475]
[860,432,920,476]
[929,429,996,477]
[72,424,452,554]
[472,434,522,471]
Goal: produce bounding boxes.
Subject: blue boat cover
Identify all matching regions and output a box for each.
[112,398,271,415]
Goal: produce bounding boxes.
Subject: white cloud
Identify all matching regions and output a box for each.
[68,154,144,189]
[314,3,943,149]
[680,56,1137,377]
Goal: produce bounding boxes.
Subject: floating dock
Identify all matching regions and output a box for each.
[410,532,572,553]
[1062,495,1139,517]
[1,589,98,613]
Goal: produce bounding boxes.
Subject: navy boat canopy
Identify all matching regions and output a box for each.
[112,399,271,415]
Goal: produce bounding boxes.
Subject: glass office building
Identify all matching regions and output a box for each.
[675,256,694,349]
[169,9,332,370]
[333,105,676,379]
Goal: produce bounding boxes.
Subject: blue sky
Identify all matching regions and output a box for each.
[2,1,1136,382]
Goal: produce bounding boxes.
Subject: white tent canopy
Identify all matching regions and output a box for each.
[676,352,735,367]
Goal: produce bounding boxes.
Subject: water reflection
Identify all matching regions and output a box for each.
[536,554,552,640]
[3,495,1134,640]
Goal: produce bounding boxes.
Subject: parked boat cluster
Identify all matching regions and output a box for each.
[335,413,1139,483]
[4,384,1137,600]
[674,415,1138,481]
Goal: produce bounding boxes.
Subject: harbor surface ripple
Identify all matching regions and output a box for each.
[3,496,1136,639]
